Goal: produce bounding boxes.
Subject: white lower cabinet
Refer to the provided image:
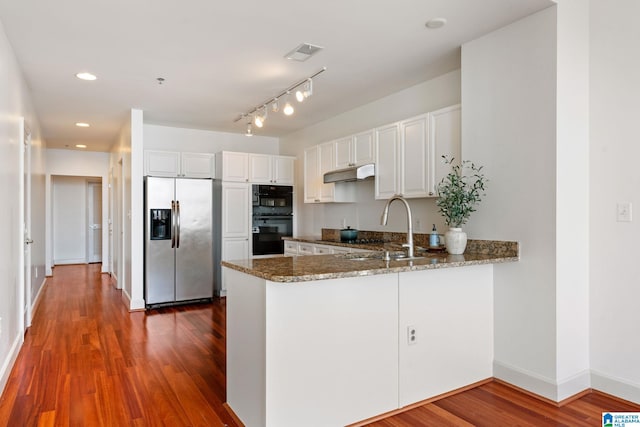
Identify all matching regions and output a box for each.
[398,265,493,406]
[226,264,494,426]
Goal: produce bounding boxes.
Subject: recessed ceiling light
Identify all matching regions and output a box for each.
[75,122,90,127]
[75,144,87,148]
[425,18,447,29]
[75,72,97,81]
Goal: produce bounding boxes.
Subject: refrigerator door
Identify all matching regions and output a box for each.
[175,178,213,301]
[145,177,176,305]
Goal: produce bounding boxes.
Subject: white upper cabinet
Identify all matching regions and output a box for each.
[145,150,215,178]
[221,182,250,238]
[181,152,216,178]
[400,114,430,198]
[249,154,295,185]
[304,145,321,203]
[333,130,375,170]
[304,143,355,203]
[375,123,400,200]
[375,105,461,200]
[216,151,249,182]
[430,105,461,196]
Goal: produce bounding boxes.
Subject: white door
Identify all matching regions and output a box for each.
[87,180,102,263]
[22,120,33,329]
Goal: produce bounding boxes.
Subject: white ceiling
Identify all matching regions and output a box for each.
[0,0,554,152]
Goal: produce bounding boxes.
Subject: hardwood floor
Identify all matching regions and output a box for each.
[1,263,638,426]
[0,264,237,427]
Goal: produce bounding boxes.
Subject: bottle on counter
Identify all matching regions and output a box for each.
[429,224,440,247]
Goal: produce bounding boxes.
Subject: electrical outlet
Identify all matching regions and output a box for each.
[407,325,417,345]
[415,219,421,231]
[617,202,632,222]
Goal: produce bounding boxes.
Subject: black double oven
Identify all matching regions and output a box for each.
[251,185,293,256]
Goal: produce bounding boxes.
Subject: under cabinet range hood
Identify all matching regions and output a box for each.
[323,163,375,183]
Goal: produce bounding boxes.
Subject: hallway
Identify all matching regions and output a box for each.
[0,264,235,426]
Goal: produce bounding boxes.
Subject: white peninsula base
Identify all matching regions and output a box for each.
[225,264,493,427]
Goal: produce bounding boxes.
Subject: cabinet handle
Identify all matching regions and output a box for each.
[315,199,320,202]
[429,191,434,196]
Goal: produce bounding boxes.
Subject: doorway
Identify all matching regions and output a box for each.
[51,176,103,265]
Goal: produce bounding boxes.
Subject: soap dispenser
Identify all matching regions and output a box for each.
[429,224,440,247]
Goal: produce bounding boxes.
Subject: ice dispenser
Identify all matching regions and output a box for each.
[150,208,171,240]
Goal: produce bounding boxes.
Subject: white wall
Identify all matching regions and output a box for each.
[462,8,561,398]
[144,124,279,154]
[279,70,461,237]
[589,0,640,404]
[0,18,46,396]
[46,149,110,274]
[554,0,590,400]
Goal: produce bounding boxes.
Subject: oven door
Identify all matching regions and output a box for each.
[252,231,285,255]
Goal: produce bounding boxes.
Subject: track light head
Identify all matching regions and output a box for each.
[254,105,267,128]
[296,78,313,102]
[245,118,253,136]
[283,92,294,116]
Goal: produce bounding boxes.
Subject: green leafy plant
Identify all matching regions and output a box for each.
[436,156,487,228]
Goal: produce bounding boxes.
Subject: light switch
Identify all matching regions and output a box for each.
[617,202,632,222]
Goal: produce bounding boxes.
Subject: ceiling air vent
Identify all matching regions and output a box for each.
[285,43,323,62]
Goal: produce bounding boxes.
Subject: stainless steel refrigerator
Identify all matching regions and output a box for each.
[144,177,213,307]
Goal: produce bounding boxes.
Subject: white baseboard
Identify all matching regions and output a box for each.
[121,288,145,311]
[592,370,640,404]
[0,333,24,398]
[494,360,559,401]
[53,258,86,265]
[495,360,640,404]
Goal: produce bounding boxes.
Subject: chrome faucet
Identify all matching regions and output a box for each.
[380,195,414,258]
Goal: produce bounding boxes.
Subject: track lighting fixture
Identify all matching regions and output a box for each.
[245,117,253,137]
[295,78,313,102]
[234,67,326,132]
[254,105,267,128]
[283,92,294,116]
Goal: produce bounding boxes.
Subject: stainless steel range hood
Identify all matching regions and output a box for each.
[323,163,375,183]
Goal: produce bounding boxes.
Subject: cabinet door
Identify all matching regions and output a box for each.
[284,240,298,256]
[401,115,429,198]
[145,150,180,177]
[430,105,461,197]
[318,142,336,201]
[223,238,250,262]
[297,243,315,256]
[273,156,294,185]
[221,152,249,182]
[334,137,354,169]
[375,124,400,200]
[398,266,493,406]
[304,146,321,203]
[313,244,335,255]
[353,130,374,166]
[249,153,273,184]
[181,152,215,178]
[222,183,250,238]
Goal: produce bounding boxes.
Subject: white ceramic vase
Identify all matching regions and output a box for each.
[444,227,467,255]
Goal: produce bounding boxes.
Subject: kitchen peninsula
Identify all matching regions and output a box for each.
[222,240,518,427]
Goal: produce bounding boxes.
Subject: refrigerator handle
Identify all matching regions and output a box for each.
[176,200,181,248]
[171,200,176,248]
